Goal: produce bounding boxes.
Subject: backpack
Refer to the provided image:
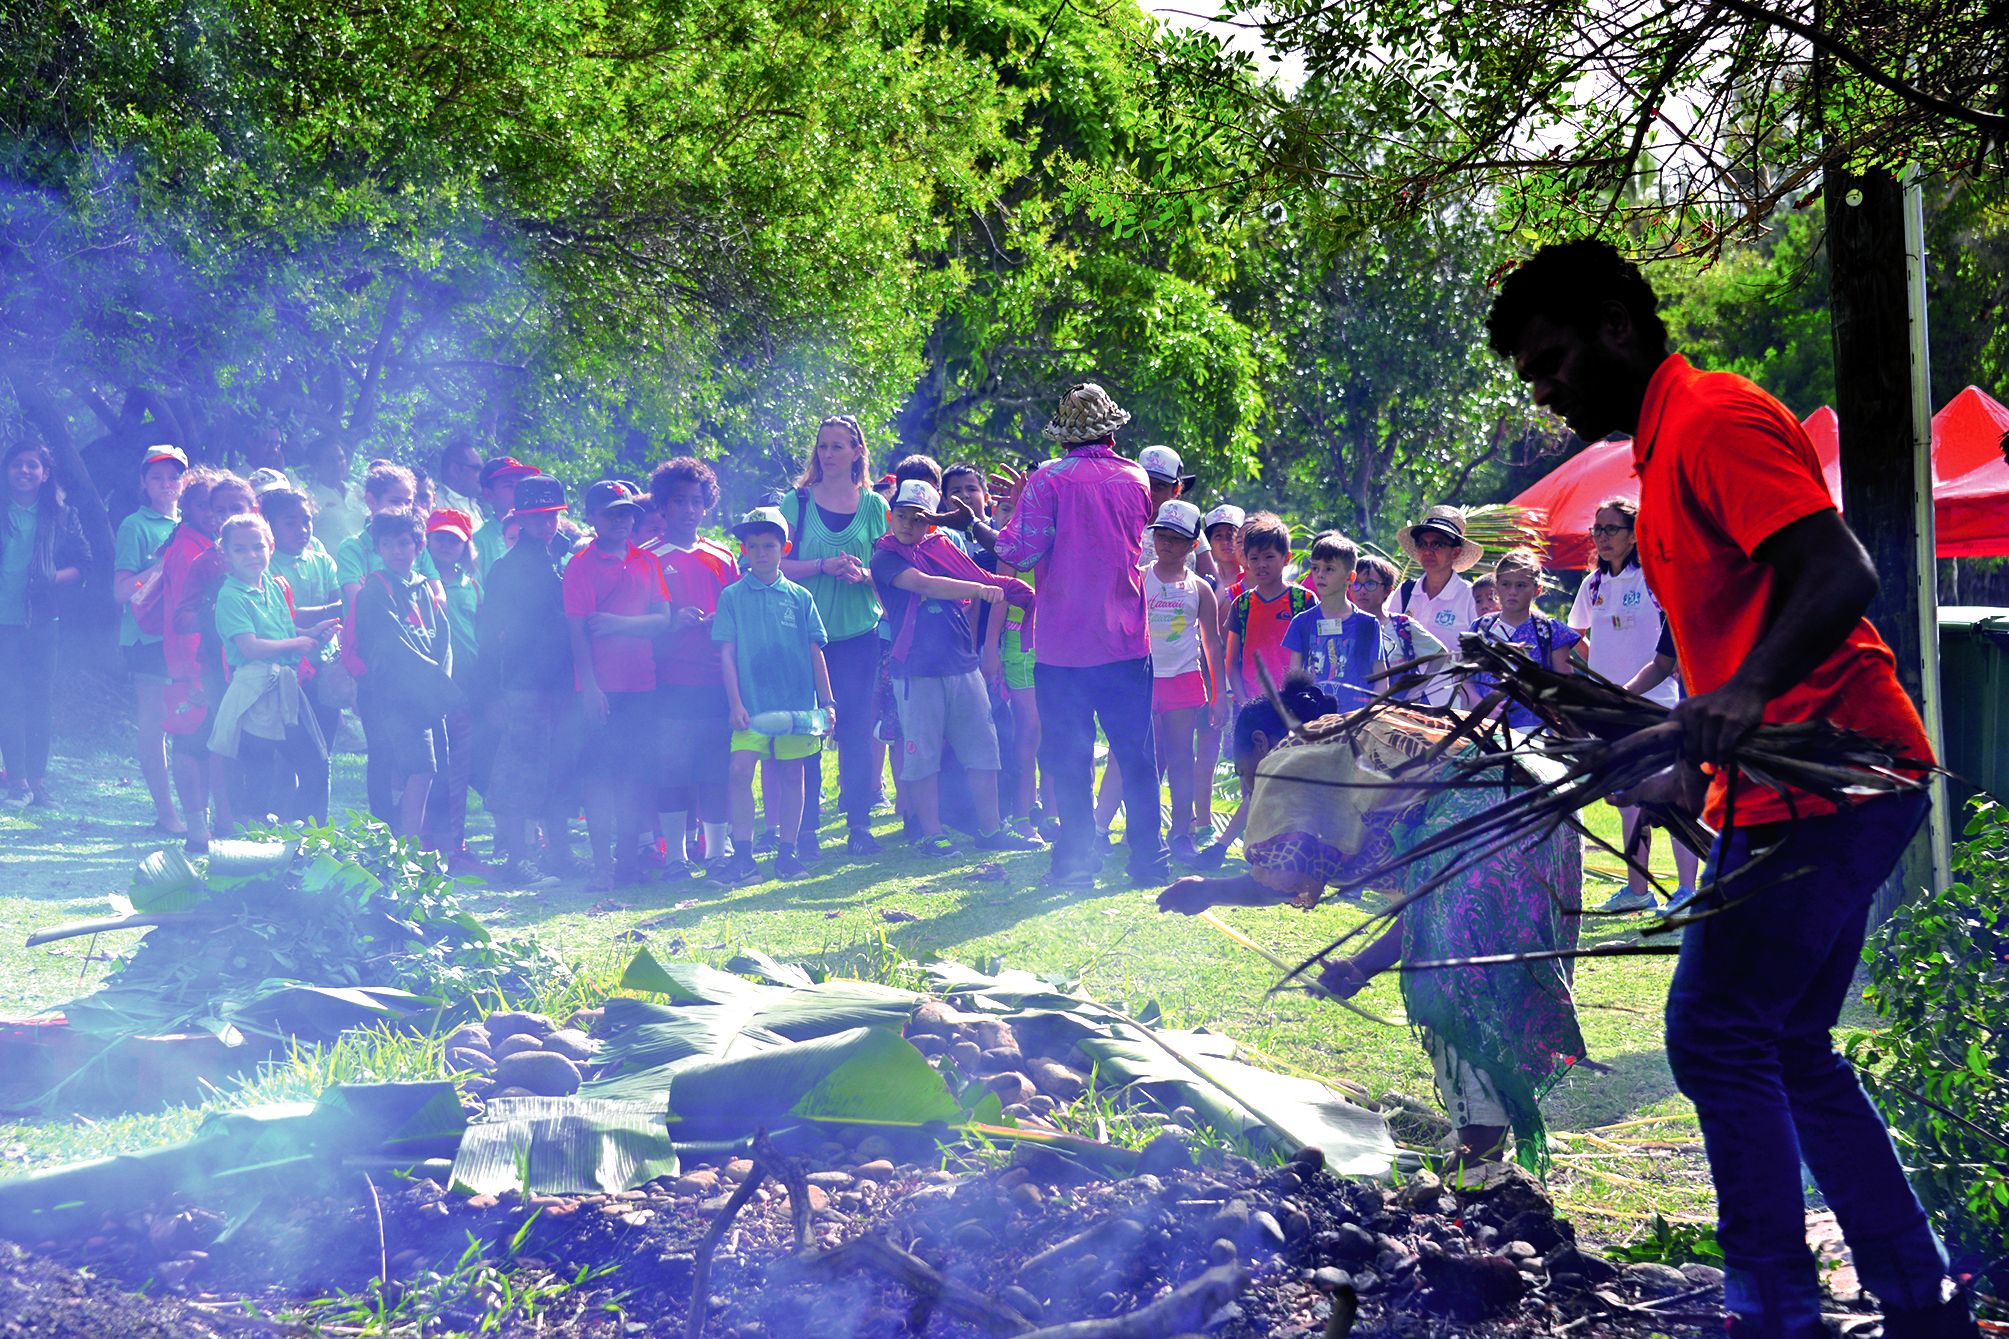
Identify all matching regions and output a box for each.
[1476,611,1557,664]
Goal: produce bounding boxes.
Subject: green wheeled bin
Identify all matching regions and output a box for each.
[1937,606,2009,821]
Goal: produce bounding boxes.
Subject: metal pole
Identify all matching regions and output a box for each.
[1901,165,1953,893]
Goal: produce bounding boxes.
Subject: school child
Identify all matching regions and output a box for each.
[871,480,1040,856]
[474,457,543,580]
[336,463,438,598]
[208,514,337,821]
[646,458,738,877]
[478,475,579,882]
[113,444,188,832]
[352,508,456,843]
[1282,530,1386,712]
[945,463,1049,842]
[1390,505,1481,706]
[1224,512,1314,720]
[162,469,255,853]
[1134,446,1197,566]
[1141,500,1225,864]
[423,508,493,873]
[1346,554,1447,705]
[1470,548,1580,732]
[1471,572,1501,619]
[1193,503,1246,832]
[261,488,343,820]
[712,506,832,885]
[1192,671,1338,870]
[564,481,670,890]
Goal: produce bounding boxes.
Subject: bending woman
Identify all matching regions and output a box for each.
[1159,684,1587,1168]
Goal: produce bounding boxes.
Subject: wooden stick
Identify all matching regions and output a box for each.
[685,1158,766,1339]
[797,1234,1032,1336]
[1018,1252,1250,1339]
[27,911,220,947]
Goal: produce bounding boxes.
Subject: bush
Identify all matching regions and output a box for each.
[1846,798,2009,1266]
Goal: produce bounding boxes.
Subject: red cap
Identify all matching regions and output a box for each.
[426,508,475,543]
[479,456,540,489]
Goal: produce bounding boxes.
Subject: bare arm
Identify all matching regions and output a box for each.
[892,569,1001,603]
[720,638,748,729]
[1624,653,1678,695]
[231,629,322,662]
[569,617,606,723]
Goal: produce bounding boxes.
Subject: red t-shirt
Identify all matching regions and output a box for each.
[652,537,738,686]
[1226,585,1316,698]
[1632,354,1934,828]
[160,525,217,682]
[562,542,667,694]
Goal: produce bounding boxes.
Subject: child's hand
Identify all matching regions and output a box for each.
[728,703,750,730]
[671,607,704,633]
[1207,697,1226,730]
[974,584,1004,605]
[583,685,610,725]
[310,619,339,642]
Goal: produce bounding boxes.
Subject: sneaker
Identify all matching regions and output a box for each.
[3,781,29,809]
[1599,887,1658,913]
[1008,818,1041,842]
[914,833,963,858]
[975,827,1043,852]
[502,858,559,888]
[711,851,761,888]
[1659,885,1704,918]
[846,827,882,856]
[660,858,696,883]
[774,846,808,879]
[1127,860,1172,890]
[755,828,780,854]
[1051,860,1098,890]
[1168,831,1200,865]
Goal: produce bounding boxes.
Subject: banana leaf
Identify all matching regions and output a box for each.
[451,1097,678,1196]
[128,848,207,914]
[1078,1031,1393,1175]
[202,838,297,888]
[662,1026,963,1138]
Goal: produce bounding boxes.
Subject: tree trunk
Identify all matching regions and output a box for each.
[1824,163,1940,916]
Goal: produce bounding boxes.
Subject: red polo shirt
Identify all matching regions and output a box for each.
[1632,354,1933,828]
[562,542,667,693]
[652,537,737,686]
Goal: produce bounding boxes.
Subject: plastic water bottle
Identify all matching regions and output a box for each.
[748,708,833,738]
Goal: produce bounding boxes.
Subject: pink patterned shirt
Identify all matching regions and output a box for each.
[992,442,1152,667]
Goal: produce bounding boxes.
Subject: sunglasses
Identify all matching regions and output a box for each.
[1588,523,1634,537]
[1413,536,1460,551]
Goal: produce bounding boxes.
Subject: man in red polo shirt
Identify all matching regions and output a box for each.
[1486,241,1970,1339]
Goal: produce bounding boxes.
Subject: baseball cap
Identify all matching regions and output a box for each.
[1137,444,1197,492]
[479,456,541,489]
[247,467,293,495]
[505,475,567,519]
[1202,504,1246,534]
[731,505,791,543]
[582,480,644,518]
[891,479,940,512]
[142,444,189,473]
[426,508,475,543]
[1146,498,1203,540]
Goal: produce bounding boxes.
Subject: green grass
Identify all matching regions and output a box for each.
[0,744,1718,1246]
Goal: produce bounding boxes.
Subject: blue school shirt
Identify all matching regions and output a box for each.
[1472,611,1582,732]
[1280,605,1384,711]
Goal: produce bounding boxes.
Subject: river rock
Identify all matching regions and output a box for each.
[443,1023,491,1053]
[908,1033,948,1058]
[492,1032,549,1061]
[485,1010,554,1040]
[1624,1261,1692,1298]
[973,1019,1017,1052]
[1420,1249,1528,1320]
[909,999,963,1036]
[542,1028,595,1062]
[495,1050,582,1096]
[1027,1059,1088,1102]
[852,1159,896,1183]
[952,1040,985,1071]
[1135,1132,1194,1177]
[1331,1222,1377,1263]
[986,1071,1036,1107]
[979,1046,1023,1072]
[445,1046,494,1073]
[1681,1263,1726,1288]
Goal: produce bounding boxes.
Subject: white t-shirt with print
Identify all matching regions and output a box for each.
[1568,561,1677,707]
[1392,573,1477,706]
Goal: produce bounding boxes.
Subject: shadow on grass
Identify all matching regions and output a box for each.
[1546,1045,1685,1130]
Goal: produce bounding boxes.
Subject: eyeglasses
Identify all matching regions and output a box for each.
[1413,537,1459,551]
[1587,523,1634,537]
[1350,577,1388,589]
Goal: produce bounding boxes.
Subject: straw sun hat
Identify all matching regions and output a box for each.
[1396,504,1485,572]
[1043,383,1132,443]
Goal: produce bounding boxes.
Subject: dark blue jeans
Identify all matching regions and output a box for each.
[1666,791,1947,1329]
[1034,658,1166,878]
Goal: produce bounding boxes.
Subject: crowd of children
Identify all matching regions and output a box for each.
[28,381,1685,904]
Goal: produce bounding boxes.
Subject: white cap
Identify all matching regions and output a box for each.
[1202,504,1246,533]
[247,467,294,495]
[1137,444,1183,481]
[1146,498,1203,540]
[731,505,791,542]
[892,479,940,512]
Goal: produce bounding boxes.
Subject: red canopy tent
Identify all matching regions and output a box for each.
[1514,388,2009,567]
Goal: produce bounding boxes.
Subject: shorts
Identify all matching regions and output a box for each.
[1152,669,1209,714]
[361,706,443,781]
[580,691,655,783]
[660,681,731,792]
[1000,627,1035,692]
[730,728,824,761]
[123,639,169,683]
[894,670,1000,781]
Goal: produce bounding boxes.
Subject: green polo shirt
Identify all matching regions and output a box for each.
[712,570,827,716]
[214,574,297,669]
[271,539,341,610]
[335,532,439,587]
[440,569,481,668]
[113,505,178,645]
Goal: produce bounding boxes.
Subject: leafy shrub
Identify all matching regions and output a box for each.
[1608,1213,1724,1266]
[1845,798,2009,1263]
